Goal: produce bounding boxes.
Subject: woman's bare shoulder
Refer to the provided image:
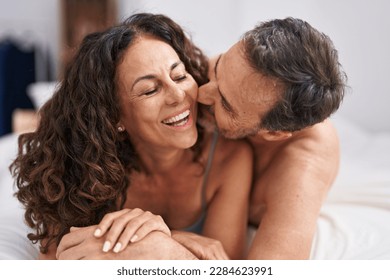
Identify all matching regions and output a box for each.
[213,135,253,167]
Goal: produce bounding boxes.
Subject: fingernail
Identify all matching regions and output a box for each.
[102,241,111,252]
[94,228,101,237]
[113,242,122,253]
[130,235,138,243]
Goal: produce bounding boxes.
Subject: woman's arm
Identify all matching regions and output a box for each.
[56,225,197,260]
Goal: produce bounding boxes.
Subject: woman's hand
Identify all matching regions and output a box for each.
[94,208,171,253]
[57,227,197,260]
[171,230,229,260]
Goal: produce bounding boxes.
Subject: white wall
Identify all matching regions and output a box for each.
[119,0,390,132]
[0,0,59,80]
[1,0,389,132]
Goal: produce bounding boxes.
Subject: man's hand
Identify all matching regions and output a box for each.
[171,230,229,260]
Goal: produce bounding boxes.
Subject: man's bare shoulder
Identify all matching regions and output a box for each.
[296,119,338,143]
[285,119,339,156]
[249,118,340,196]
[248,119,340,225]
[250,119,339,158]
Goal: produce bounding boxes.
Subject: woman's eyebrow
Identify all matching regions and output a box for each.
[131,74,156,90]
[171,61,183,70]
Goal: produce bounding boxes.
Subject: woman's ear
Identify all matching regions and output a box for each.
[258,130,292,141]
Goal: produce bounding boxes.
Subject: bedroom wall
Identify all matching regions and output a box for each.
[0,0,389,132]
[0,0,59,81]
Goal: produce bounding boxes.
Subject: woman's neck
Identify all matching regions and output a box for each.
[136,145,194,175]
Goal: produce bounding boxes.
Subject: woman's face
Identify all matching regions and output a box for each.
[116,36,198,151]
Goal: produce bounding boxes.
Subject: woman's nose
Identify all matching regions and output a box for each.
[165,84,186,105]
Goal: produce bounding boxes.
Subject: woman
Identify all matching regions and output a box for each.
[10,13,252,260]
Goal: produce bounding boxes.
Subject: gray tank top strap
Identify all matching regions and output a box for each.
[200,129,219,210]
[181,129,219,234]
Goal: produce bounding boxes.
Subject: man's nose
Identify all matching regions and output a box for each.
[198,83,215,105]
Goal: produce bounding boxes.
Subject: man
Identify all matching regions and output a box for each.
[56,17,346,260]
[197,17,346,259]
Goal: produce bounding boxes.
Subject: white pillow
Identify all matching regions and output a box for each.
[27,81,59,110]
[0,213,39,260]
[0,134,39,259]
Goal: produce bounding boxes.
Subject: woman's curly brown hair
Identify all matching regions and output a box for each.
[9,13,208,254]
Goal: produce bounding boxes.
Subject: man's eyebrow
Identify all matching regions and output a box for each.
[131,61,182,90]
[214,54,237,115]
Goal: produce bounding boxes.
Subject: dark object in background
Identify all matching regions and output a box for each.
[0,39,35,137]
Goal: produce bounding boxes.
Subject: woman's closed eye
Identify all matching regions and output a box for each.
[143,88,158,96]
[172,74,187,82]
[139,72,188,96]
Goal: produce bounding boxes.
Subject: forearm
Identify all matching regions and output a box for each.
[57,226,197,260]
[171,230,228,260]
[247,218,315,259]
[247,192,322,260]
[118,231,198,260]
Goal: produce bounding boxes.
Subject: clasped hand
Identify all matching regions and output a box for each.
[94,208,171,253]
[56,208,170,259]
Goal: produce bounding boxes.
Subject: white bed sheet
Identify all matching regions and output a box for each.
[0,116,389,259]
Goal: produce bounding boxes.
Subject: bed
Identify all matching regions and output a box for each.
[1,93,389,259]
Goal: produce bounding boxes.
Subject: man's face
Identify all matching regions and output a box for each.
[198,41,281,139]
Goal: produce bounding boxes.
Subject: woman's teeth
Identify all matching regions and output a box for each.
[162,110,190,126]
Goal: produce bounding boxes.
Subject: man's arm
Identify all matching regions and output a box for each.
[248,120,340,259]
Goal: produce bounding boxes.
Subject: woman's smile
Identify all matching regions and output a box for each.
[162,109,192,129]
